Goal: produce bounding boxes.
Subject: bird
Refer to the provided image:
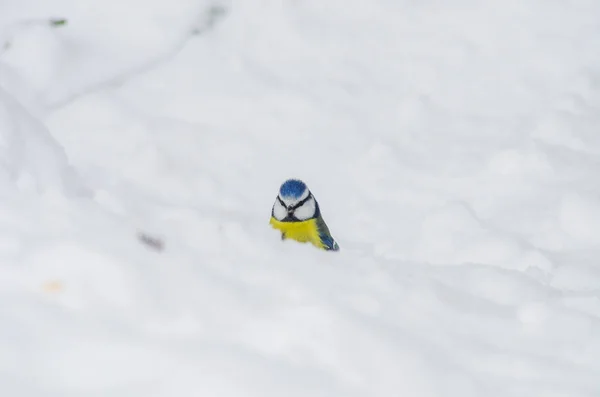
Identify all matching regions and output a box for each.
[269,179,339,251]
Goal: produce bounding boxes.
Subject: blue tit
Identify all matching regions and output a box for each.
[269,179,340,251]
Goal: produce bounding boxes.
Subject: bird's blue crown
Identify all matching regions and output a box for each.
[279,179,307,199]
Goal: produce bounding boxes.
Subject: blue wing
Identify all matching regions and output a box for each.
[316,215,340,251]
[320,233,340,251]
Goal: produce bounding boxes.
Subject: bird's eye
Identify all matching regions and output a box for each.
[293,197,316,220]
[272,198,288,221]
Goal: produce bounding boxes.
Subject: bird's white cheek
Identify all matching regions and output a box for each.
[272,200,287,221]
[294,198,316,220]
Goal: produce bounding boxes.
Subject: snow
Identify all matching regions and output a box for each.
[1,0,600,396]
[4,90,89,195]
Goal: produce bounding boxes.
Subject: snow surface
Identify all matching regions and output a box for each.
[1,0,600,396]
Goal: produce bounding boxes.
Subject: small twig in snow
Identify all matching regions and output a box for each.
[137,232,165,252]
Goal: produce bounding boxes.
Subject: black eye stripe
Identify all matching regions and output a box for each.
[276,195,287,208]
[277,192,313,212]
[290,192,313,210]
[274,192,318,223]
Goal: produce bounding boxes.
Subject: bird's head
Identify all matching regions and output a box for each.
[272,179,317,222]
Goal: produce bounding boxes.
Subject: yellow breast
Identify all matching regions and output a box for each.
[269,217,326,250]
